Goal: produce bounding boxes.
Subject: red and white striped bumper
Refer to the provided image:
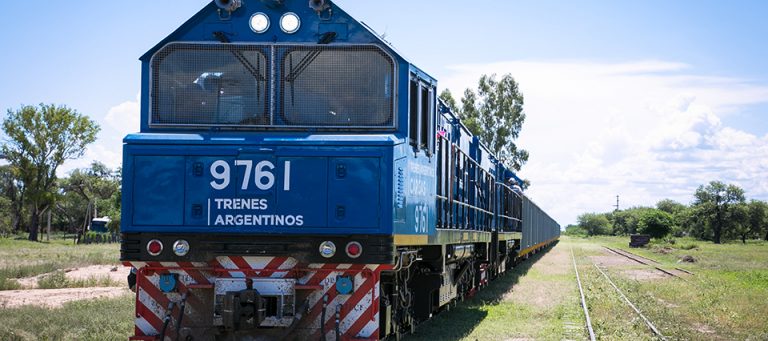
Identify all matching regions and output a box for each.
[124,256,391,341]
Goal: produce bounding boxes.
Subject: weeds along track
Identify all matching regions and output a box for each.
[591,263,667,340]
[571,248,596,341]
[573,248,668,341]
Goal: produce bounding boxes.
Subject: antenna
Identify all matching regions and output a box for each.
[613,195,620,211]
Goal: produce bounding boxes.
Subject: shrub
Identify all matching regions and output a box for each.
[638,209,674,239]
[37,270,69,289]
[0,275,21,290]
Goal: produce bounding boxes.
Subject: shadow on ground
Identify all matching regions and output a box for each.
[403,241,559,341]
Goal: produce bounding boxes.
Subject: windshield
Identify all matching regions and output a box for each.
[151,43,269,126]
[280,46,394,127]
[150,43,395,129]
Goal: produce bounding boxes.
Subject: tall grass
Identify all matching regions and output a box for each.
[0,295,134,340]
[0,238,120,290]
[36,271,121,289]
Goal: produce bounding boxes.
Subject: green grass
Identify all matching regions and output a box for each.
[0,238,120,290]
[0,295,134,341]
[0,236,130,340]
[36,270,122,289]
[570,235,768,340]
[405,244,583,340]
[2,235,766,340]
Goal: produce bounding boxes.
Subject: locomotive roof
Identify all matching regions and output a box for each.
[139,0,426,80]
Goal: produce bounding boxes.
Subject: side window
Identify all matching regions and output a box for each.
[419,85,429,150]
[409,79,419,148]
[420,85,436,156]
[409,75,436,155]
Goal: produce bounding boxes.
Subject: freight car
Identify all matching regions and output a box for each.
[120,1,560,340]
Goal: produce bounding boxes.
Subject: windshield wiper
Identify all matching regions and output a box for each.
[213,31,266,82]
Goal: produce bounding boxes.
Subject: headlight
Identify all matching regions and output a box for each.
[280,12,301,34]
[173,240,190,256]
[319,241,336,258]
[249,12,270,34]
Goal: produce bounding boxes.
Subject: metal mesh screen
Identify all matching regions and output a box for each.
[151,43,269,126]
[279,46,394,127]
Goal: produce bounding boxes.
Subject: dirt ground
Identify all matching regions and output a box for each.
[15,265,130,288]
[0,287,131,308]
[2,265,131,308]
[502,247,573,309]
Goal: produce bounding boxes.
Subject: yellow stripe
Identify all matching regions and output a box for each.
[394,234,428,245]
[518,237,560,257]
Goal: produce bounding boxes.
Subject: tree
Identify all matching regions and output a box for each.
[637,209,673,239]
[60,162,120,234]
[0,165,24,232]
[746,200,768,241]
[2,104,99,241]
[440,74,529,171]
[656,199,686,215]
[726,203,751,244]
[656,199,687,236]
[609,207,654,236]
[563,224,587,236]
[577,212,611,236]
[692,181,745,244]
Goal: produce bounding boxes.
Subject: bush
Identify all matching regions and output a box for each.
[0,275,21,290]
[37,270,69,289]
[638,209,673,239]
[563,224,588,236]
[577,213,611,236]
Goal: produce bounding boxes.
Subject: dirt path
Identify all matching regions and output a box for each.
[502,245,573,308]
[0,287,131,308]
[15,265,130,288]
[2,265,132,309]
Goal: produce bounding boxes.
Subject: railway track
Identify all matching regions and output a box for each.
[603,246,692,278]
[572,248,668,340]
[571,248,596,341]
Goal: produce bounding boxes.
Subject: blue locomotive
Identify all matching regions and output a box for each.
[120,0,560,340]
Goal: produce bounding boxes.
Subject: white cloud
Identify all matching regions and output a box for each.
[439,60,768,225]
[104,94,140,137]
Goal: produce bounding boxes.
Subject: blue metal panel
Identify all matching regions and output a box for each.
[185,156,236,226]
[275,156,328,228]
[328,157,380,229]
[132,156,185,226]
[394,156,436,237]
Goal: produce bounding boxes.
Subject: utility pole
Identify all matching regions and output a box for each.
[613,195,620,211]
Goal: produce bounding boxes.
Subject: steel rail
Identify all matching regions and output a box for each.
[604,246,682,278]
[593,263,667,340]
[614,247,661,264]
[571,248,596,341]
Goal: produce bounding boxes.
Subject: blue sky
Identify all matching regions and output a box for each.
[1,1,767,225]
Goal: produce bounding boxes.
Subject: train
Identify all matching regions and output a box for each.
[120,0,560,340]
